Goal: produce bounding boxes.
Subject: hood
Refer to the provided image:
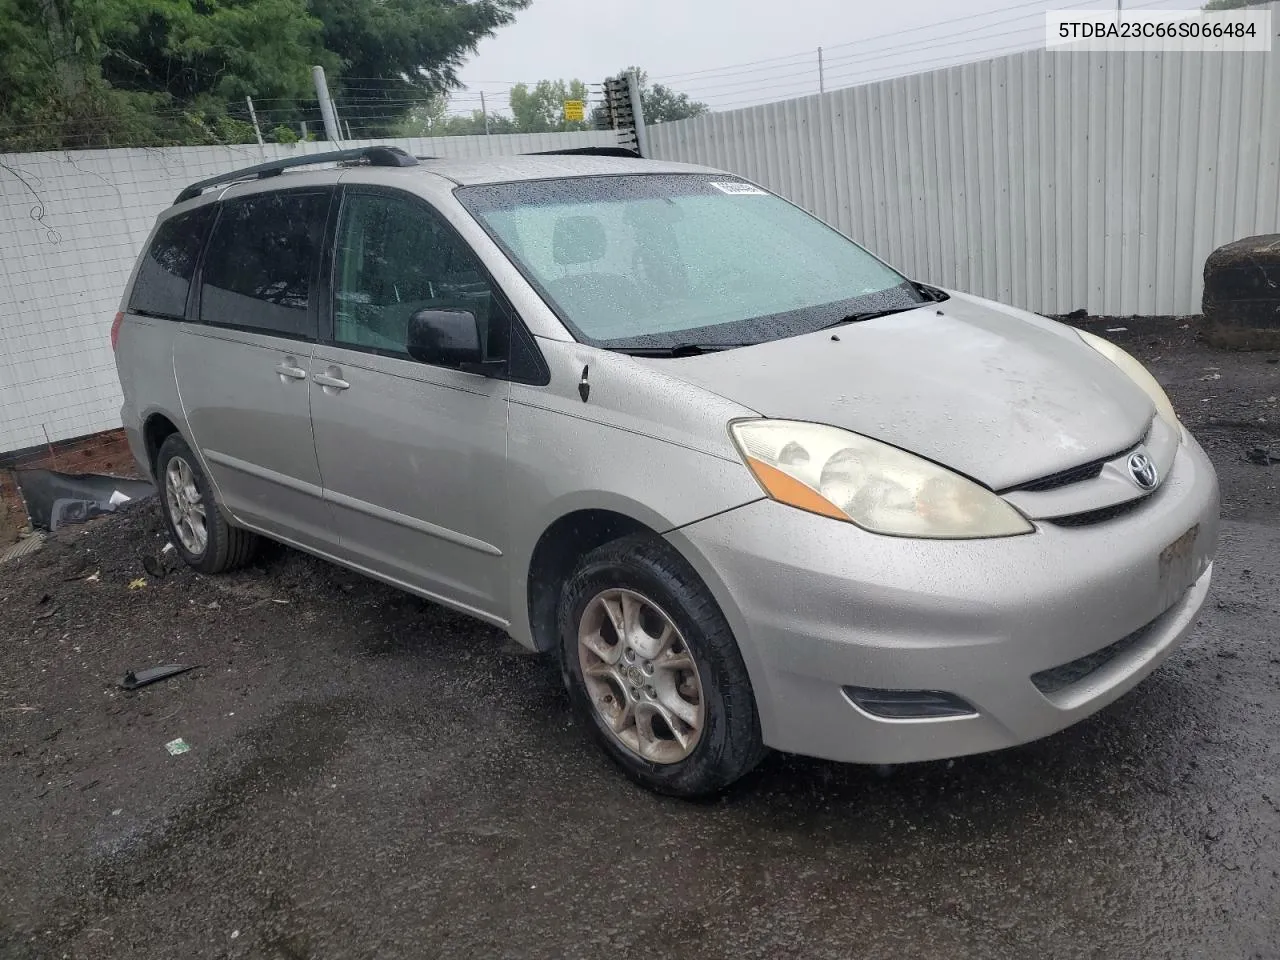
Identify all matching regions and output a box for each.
[648,293,1154,490]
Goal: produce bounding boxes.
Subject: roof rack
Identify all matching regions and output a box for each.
[525,146,641,159]
[174,145,419,204]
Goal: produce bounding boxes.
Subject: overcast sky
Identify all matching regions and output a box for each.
[456,0,1196,114]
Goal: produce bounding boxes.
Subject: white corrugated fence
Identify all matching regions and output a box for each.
[649,2,1280,320]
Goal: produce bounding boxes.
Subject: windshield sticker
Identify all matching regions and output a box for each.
[709,181,767,195]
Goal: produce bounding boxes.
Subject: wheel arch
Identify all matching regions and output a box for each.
[523,506,661,653]
[142,411,182,474]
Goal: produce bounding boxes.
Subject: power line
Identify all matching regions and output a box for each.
[682,22,1048,99]
[673,0,1124,99]
[686,0,1176,110]
[652,0,1058,83]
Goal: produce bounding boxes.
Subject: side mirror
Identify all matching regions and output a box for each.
[406,309,499,375]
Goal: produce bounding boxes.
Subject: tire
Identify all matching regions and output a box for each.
[155,433,257,574]
[558,534,765,797]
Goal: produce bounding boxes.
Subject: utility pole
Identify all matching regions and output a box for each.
[818,47,825,95]
[480,91,491,135]
[626,68,649,158]
[311,65,341,143]
[245,96,265,146]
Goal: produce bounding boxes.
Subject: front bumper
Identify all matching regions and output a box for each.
[666,435,1220,765]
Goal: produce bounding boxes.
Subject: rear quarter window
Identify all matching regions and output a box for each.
[200,190,330,338]
[128,207,214,320]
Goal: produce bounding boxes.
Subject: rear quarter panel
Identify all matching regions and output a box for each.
[114,315,188,481]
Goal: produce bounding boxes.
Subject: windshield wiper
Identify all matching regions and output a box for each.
[605,342,754,357]
[819,304,922,330]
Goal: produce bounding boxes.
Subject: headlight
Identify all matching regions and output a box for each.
[1076,329,1179,431]
[729,420,1033,539]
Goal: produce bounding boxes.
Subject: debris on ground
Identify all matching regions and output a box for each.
[0,531,46,565]
[119,664,196,691]
[128,578,148,590]
[1245,446,1278,465]
[164,738,191,756]
[14,469,155,532]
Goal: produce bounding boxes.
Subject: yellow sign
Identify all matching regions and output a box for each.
[564,100,585,122]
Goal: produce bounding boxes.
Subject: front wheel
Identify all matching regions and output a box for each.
[558,534,764,797]
[155,433,257,574]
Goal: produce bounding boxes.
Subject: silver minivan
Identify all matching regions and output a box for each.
[114,146,1218,796]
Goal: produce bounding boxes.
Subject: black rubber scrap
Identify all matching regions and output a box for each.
[1244,446,1278,465]
[119,664,197,691]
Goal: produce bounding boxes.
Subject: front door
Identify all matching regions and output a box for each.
[174,187,336,547]
[309,188,511,620]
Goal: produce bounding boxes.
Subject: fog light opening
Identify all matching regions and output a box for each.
[842,686,978,720]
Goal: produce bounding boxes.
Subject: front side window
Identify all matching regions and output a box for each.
[331,191,505,363]
[457,175,923,350]
[200,190,330,337]
[129,207,213,320]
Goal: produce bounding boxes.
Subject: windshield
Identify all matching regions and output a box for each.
[456,174,924,350]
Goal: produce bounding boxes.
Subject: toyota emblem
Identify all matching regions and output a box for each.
[1127,452,1158,490]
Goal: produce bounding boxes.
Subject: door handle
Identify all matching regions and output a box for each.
[313,370,350,391]
[275,359,307,381]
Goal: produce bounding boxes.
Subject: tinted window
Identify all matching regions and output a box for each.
[200,190,330,337]
[128,207,213,320]
[332,191,507,362]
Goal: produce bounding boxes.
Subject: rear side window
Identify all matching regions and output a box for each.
[128,207,213,320]
[200,190,330,338]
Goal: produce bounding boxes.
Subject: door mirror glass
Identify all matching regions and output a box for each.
[407,309,483,366]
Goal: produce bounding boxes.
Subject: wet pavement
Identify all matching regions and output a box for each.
[1,319,1278,959]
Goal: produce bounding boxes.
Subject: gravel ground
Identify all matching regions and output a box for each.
[1,319,1278,960]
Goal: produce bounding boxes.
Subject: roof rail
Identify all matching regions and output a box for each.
[525,146,641,159]
[174,145,420,204]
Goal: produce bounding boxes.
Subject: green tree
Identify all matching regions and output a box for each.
[0,0,532,150]
[438,110,515,136]
[508,78,590,133]
[590,68,709,128]
[0,0,156,150]
[643,82,708,123]
[317,0,528,137]
[1202,0,1261,8]
[395,93,517,138]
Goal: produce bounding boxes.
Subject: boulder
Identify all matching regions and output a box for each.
[1203,234,1280,349]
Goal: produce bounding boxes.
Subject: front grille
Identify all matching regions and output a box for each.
[1031,619,1157,696]
[1046,496,1149,527]
[1004,428,1149,495]
[1009,457,1108,493]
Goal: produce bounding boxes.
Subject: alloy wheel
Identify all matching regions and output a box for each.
[577,588,706,764]
[164,455,208,556]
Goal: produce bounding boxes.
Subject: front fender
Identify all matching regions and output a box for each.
[503,398,764,648]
